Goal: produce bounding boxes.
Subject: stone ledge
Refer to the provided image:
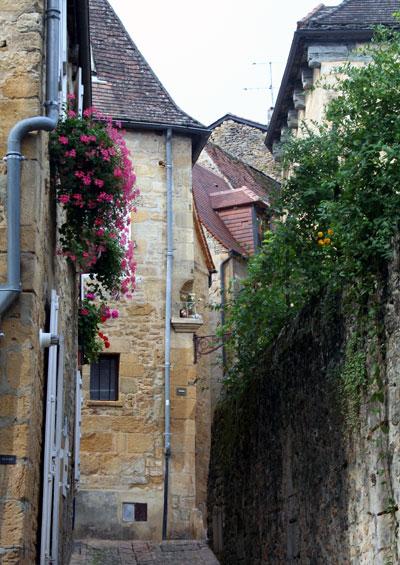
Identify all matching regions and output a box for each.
[86,400,124,408]
[171,317,204,333]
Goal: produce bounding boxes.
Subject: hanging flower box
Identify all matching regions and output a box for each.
[50,96,139,363]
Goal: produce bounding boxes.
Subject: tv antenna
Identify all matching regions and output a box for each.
[244,60,276,104]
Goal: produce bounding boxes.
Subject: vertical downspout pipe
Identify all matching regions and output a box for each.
[0,0,60,318]
[162,127,173,540]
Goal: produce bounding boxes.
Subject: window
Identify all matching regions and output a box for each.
[90,354,119,401]
[122,502,148,523]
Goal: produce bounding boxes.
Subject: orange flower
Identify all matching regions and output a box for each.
[324,238,331,245]
[327,228,334,236]
[317,231,324,238]
[318,239,325,246]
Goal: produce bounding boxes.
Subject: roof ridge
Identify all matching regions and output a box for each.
[209,113,268,132]
[298,3,327,27]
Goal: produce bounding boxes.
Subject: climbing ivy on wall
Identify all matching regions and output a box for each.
[223,27,400,401]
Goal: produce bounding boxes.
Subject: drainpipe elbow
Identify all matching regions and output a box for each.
[7,116,57,153]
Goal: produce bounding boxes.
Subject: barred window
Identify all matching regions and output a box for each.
[90,354,119,401]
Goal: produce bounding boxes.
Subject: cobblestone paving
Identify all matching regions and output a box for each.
[70,539,220,565]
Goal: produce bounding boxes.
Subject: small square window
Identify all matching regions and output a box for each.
[122,502,147,522]
[90,354,119,401]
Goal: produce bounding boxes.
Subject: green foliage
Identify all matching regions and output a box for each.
[223,27,400,395]
[340,334,367,427]
[78,298,108,364]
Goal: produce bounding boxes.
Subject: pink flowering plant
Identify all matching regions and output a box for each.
[50,94,139,362]
[78,295,121,363]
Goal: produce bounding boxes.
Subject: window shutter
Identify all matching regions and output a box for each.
[74,371,82,485]
[77,67,84,116]
[40,290,59,565]
[59,0,67,104]
[51,334,65,561]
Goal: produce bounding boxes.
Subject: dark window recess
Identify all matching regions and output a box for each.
[256,211,270,248]
[90,354,119,401]
[134,503,147,522]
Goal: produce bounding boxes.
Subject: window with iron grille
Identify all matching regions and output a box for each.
[90,354,119,401]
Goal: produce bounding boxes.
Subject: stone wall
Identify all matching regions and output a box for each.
[208,268,400,563]
[210,120,280,180]
[290,52,367,142]
[193,227,213,533]
[0,2,78,563]
[77,130,210,541]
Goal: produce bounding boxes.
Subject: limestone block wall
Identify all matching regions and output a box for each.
[208,264,400,564]
[210,121,279,179]
[294,50,367,139]
[0,2,78,563]
[77,131,207,540]
[203,230,228,412]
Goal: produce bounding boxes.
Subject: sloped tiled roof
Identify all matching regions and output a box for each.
[89,0,206,130]
[204,143,277,201]
[302,0,400,29]
[192,165,246,255]
[266,0,400,149]
[298,4,335,27]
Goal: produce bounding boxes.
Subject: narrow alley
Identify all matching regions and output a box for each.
[70,539,220,565]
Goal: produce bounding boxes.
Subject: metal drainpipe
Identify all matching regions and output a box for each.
[0,0,60,319]
[162,127,173,540]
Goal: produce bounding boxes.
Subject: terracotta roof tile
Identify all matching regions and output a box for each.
[89,0,206,129]
[210,188,257,210]
[204,143,277,201]
[192,165,246,255]
[303,0,400,29]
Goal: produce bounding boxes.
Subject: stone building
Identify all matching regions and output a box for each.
[209,113,279,180]
[266,0,400,156]
[193,143,279,415]
[76,0,212,542]
[0,1,91,563]
[207,1,400,563]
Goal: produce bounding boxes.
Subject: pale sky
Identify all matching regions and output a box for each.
[108,0,342,126]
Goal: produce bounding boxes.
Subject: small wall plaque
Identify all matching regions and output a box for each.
[176,387,187,397]
[0,455,16,465]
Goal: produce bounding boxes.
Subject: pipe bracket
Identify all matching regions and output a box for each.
[3,152,25,162]
[44,100,59,109]
[45,8,61,20]
[39,329,60,349]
